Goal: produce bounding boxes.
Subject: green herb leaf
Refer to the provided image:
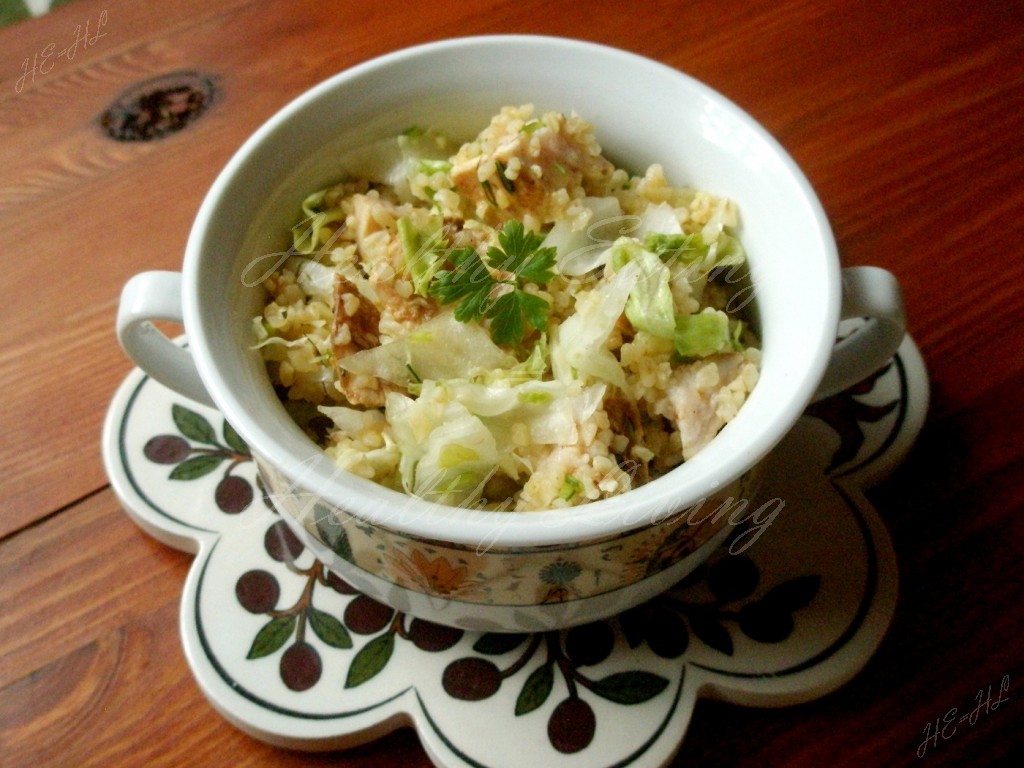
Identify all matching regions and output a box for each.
[487,220,556,283]
[480,178,498,207]
[429,246,495,320]
[494,160,516,194]
[427,220,554,346]
[486,290,549,346]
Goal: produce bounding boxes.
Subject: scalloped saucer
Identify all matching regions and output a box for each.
[101,329,928,767]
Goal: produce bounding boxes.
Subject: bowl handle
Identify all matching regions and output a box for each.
[813,266,906,401]
[117,271,215,406]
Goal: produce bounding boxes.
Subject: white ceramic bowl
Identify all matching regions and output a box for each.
[118,35,904,631]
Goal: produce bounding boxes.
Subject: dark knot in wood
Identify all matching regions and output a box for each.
[100,71,216,142]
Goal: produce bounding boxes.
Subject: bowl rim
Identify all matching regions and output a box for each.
[184,34,840,549]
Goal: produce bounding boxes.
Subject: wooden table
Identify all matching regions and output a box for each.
[1,1,1021,765]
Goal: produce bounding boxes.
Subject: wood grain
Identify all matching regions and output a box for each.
[1,0,1021,765]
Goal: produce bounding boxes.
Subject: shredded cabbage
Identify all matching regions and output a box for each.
[633,202,684,240]
[673,309,738,358]
[544,196,626,276]
[609,238,676,340]
[339,127,454,203]
[338,311,517,388]
[386,375,607,490]
[397,215,447,296]
[317,404,386,434]
[411,402,498,506]
[551,260,640,389]
[292,191,347,254]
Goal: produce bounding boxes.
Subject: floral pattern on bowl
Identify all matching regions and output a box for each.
[101,329,928,765]
[257,454,760,617]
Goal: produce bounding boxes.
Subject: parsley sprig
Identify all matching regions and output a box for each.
[428,220,556,346]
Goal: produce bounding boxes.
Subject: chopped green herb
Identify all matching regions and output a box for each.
[480,178,498,207]
[429,246,495,323]
[487,289,549,346]
[495,160,516,194]
[488,220,557,283]
[427,220,556,346]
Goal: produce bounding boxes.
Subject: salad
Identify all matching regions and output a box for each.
[252,105,760,511]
